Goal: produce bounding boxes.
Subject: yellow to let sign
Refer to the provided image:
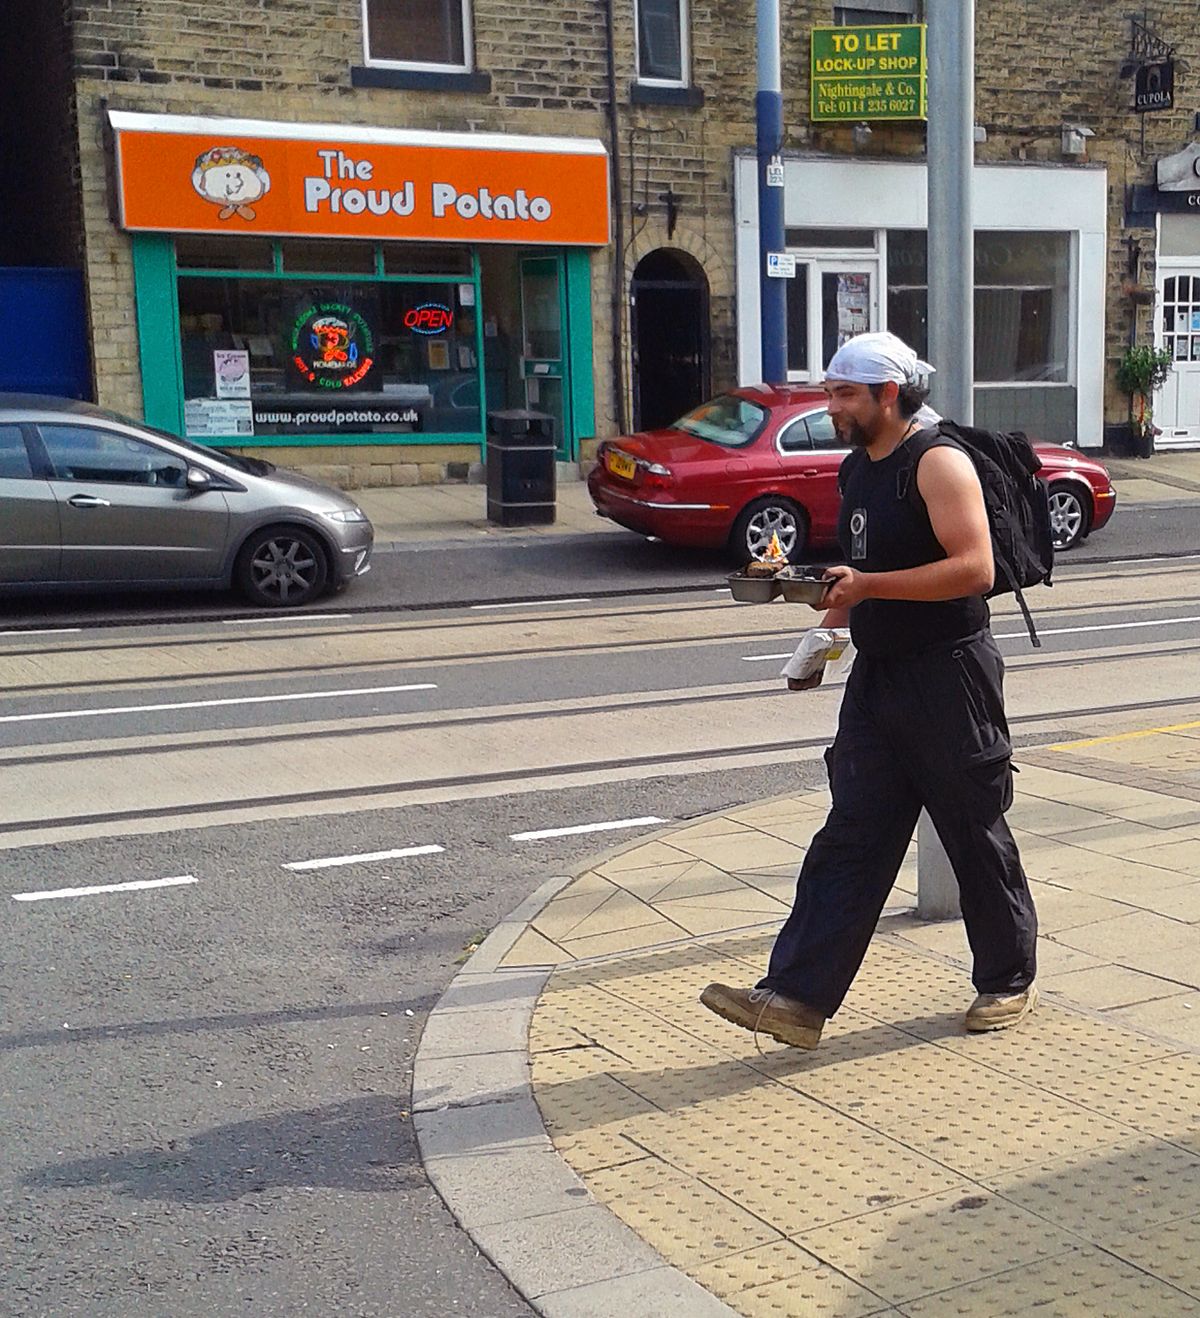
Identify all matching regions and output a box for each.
[810,24,927,122]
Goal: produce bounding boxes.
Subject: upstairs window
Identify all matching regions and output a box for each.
[834,2,918,23]
[363,0,472,71]
[637,0,688,86]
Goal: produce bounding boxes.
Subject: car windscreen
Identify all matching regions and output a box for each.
[673,396,768,449]
[92,412,276,477]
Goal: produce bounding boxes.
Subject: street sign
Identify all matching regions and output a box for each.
[810,24,927,122]
[766,156,785,188]
[766,252,796,279]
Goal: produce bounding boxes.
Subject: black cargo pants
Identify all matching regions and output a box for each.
[759,630,1037,1018]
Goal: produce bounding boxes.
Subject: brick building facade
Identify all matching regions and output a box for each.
[4,2,1199,481]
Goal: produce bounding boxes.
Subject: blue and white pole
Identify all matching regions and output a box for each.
[757,0,787,385]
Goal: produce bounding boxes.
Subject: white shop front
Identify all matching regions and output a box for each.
[734,155,1107,449]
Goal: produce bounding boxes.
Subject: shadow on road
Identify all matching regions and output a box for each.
[26,1094,415,1203]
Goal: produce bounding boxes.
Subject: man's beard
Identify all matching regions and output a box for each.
[844,420,874,448]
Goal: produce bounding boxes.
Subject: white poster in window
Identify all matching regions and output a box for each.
[213,349,251,399]
[836,274,870,345]
[185,397,255,437]
[459,283,476,307]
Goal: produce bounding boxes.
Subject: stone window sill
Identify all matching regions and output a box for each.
[351,66,492,93]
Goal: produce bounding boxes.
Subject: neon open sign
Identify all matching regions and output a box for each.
[404,303,454,335]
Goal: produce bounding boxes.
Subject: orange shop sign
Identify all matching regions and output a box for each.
[108,111,611,247]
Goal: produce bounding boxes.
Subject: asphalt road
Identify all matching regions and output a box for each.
[1,763,820,1318]
[4,498,1200,1315]
[0,497,1195,629]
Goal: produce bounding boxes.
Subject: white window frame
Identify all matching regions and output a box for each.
[635,0,690,88]
[361,0,474,74]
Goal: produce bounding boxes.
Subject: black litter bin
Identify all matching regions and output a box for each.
[486,409,557,526]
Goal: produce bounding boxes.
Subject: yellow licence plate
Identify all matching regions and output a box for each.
[606,450,637,480]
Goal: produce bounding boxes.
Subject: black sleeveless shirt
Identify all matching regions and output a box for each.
[837,437,988,656]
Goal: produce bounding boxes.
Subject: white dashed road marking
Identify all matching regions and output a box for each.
[12,875,198,902]
[510,816,666,842]
[283,844,445,872]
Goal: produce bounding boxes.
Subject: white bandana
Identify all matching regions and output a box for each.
[825,332,936,388]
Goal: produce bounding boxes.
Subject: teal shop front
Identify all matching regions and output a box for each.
[112,112,609,468]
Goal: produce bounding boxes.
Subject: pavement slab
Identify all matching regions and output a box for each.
[413,750,1200,1316]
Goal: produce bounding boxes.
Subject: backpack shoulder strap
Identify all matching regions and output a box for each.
[896,423,964,502]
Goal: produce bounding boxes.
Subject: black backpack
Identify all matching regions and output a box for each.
[841,420,1055,647]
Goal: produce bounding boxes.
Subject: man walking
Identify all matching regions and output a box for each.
[702,332,1038,1049]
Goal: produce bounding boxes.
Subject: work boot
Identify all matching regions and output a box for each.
[965,983,1039,1033]
[700,983,824,1049]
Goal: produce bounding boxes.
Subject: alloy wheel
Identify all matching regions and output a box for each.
[745,505,800,558]
[1048,487,1086,551]
[249,536,321,604]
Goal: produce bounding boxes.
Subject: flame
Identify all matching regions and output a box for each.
[762,531,788,564]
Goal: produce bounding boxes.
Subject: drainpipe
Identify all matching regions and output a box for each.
[603,0,629,434]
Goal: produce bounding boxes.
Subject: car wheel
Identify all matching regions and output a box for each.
[731,497,807,563]
[234,525,329,607]
[1047,483,1089,551]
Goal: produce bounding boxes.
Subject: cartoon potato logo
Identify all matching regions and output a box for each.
[310,316,357,366]
[191,145,271,221]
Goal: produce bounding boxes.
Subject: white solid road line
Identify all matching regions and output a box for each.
[992,615,1200,641]
[470,599,590,610]
[12,875,198,902]
[511,816,666,842]
[283,844,445,871]
[0,682,437,726]
[740,613,1200,663]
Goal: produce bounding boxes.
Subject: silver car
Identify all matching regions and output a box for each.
[0,395,373,607]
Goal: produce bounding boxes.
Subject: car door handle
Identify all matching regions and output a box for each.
[67,494,111,508]
[800,469,820,477]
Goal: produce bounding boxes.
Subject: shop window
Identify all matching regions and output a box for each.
[786,269,809,374]
[786,228,876,250]
[279,240,377,276]
[177,273,482,440]
[175,235,274,272]
[637,0,688,85]
[835,2,918,22]
[363,0,471,70]
[382,243,472,276]
[885,230,1069,383]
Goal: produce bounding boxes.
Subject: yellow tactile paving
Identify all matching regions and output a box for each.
[520,760,1200,1316]
[797,1186,1079,1305]
[693,1239,887,1312]
[985,1135,1200,1247]
[897,1248,1200,1317]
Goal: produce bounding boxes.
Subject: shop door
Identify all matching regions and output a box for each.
[1157,271,1200,447]
[520,256,569,457]
[785,260,879,382]
[631,249,710,431]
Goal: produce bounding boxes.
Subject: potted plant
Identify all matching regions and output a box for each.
[1115,344,1173,458]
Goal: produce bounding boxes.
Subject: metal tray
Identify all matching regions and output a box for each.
[778,572,831,605]
[727,573,780,603]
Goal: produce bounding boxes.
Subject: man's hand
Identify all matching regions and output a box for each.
[820,564,871,611]
[787,669,823,691]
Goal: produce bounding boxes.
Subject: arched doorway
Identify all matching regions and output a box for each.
[630,249,710,431]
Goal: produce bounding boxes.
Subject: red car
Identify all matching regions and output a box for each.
[588,385,1116,560]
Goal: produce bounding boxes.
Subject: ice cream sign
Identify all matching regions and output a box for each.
[110,110,611,247]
